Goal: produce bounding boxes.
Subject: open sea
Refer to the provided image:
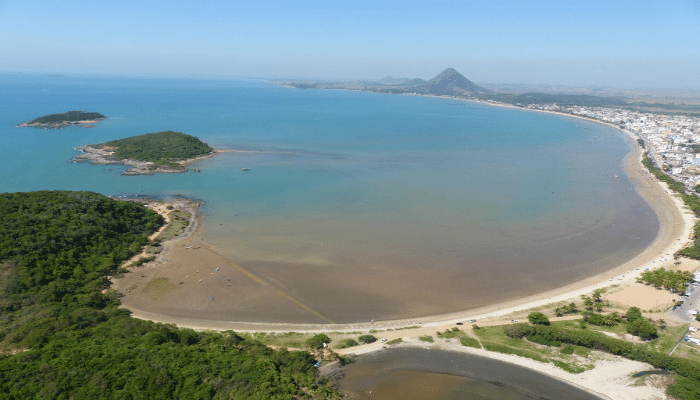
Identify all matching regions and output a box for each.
[0,73,658,323]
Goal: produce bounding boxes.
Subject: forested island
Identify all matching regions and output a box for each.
[0,191,337,399]
[74,130,214,175]
[16,111,107,128]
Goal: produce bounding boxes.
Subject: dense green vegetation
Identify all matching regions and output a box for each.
[105,131,213,169]
[0,191,336,399]
[638,268,694,293]
[28,111,106,124]
[503,323,700,397]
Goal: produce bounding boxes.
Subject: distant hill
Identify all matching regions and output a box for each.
[378,76,409,85]
[402,68,488,95]
[401,78,428,87]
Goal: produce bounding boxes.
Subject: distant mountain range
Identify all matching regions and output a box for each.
[279,70,700,115]
[283,68,489,96]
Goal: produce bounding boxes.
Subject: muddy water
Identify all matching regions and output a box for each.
[337,348,602,400]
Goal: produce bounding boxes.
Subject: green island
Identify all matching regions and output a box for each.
[0,191,338,399]
[75,131,215,175]
[16,111,107,128]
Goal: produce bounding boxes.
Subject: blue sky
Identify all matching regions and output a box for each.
[1,0,699,88]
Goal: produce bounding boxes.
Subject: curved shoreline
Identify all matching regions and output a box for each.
[120,101,695,333]
[114,99,692,399]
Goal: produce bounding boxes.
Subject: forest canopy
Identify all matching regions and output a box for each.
[105,131,213,167]
[0,191,335,399]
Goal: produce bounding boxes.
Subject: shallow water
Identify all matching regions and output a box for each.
[337,347,601,400]
[0,74,657,323]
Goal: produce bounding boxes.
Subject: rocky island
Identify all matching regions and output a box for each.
[74,130,214,175]
[16,110,107,128]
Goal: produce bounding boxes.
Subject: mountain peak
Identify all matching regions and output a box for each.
[426,68,487,94]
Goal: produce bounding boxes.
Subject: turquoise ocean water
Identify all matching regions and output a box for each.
[0,74,657,322]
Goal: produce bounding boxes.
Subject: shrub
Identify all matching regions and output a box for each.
[625,307,643,323]
[503,323,532,339]
[583,312,606,326]
[358,334,377,344]
[305,334,331,349]
[335,338,359,349]
[418,335,434,343]
[527,334,561,347]
[528,312,550,326]
[560,344,575,355]
[627,319,658,340]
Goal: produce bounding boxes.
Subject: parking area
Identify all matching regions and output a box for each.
[670,279,700,323]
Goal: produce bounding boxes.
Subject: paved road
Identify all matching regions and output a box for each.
[669,282,700,323]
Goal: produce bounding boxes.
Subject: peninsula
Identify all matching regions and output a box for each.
[74,130,214,175]
[16,110,107,128]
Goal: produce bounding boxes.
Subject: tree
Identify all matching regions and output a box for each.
[305,334,331,350]
[625,307,643,323]
[627,319,658,340]
[592,290,603,303]
[528,312,550,326]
